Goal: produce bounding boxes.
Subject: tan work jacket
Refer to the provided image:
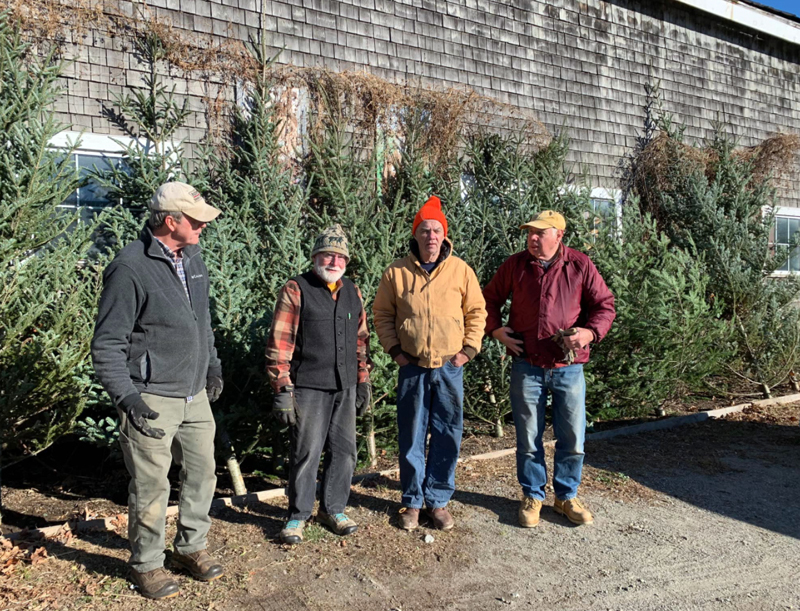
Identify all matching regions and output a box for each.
[373,240,487,369]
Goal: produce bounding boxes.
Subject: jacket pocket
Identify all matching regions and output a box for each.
[397,317,419,355]
[139,352,151,385]
[432,316,465,357]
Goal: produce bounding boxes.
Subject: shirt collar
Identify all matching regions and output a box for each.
[329,278,343,294]
[527,243,565,266]
[154,237,182,260]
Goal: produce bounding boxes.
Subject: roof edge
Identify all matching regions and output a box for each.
[673,0,800,46]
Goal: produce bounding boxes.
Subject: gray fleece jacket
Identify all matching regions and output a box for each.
[91,226,222,406]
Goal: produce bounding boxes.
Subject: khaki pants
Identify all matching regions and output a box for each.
[117,390,216,574]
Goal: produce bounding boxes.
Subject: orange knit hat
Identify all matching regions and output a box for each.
[412,196,448,237]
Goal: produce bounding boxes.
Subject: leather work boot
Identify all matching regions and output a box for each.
[280,519,306,544]
[426,507,455,531]
[553,497,594,525]
[397,507,420,531]
[171,549,224,582]
[518,496,542,528]
[317,511,358,536]
[130,567,180,600]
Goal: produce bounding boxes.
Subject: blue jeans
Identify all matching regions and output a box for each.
[510,360,586,501]
[396,362,464,509]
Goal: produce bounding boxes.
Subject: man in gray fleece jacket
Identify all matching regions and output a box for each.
[92,182,224,600]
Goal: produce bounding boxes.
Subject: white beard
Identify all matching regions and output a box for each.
[314,260,345,284]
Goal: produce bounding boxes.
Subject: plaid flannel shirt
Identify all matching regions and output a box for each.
[154,237,190,302]
[266,278,371,392]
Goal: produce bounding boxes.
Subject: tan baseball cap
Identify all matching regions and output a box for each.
[520,210,566,231]
[150,181,221,223]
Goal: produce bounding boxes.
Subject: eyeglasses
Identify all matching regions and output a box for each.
[319,252,348,263]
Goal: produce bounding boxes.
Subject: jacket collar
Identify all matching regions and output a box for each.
[409,237,453,265]
[141,225,201,261]
[525,243,571,267]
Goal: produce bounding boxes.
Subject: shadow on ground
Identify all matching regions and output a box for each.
[584,414,800,540]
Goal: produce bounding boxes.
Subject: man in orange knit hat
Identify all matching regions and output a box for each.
[373,196,486,531]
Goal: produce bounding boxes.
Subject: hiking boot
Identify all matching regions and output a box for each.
[553,497,594,525]
[426,507,454,531]
[130,567,180,600]
[280,519,306,544]
[317,511,358,536]
[397,507,420,531]
[171,549,224,582]
[518,497,542,528]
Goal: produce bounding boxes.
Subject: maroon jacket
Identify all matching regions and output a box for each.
[483,246,615,368]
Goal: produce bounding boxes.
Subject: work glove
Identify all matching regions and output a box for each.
[206,375,224,403]
[550,327,579,365]
[355,382,372,417]
[119,394,165,439]
[272,385,297,426]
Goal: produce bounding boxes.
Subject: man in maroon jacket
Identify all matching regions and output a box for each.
[483,210,615,528]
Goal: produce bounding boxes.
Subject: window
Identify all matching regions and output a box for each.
[49,132,132,223]
[774,209,800,273]
[590,197,615,218]
[589,188,622,240]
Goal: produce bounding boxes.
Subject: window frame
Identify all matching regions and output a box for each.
[49,131,137,219]
[50,131,181,220]
[771,206,800,276]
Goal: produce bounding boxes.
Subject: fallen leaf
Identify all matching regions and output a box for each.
[1,557,20,575]
[29,546,49,565]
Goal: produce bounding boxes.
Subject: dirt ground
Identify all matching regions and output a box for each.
[2,403,800,611]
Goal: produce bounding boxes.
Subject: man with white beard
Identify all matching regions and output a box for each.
[265,225,371,544]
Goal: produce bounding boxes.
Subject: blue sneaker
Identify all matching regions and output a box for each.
[317,511,358,536]
[280,519,306,544]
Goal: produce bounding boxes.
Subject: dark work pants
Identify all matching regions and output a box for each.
[288,386,357,521]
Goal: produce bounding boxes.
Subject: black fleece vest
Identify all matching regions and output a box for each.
[290,272,360,391]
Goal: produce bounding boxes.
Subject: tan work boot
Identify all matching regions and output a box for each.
[518,497,542,528]
[171,549,224,582]
[397,507,420,531]
[130,567,180,600]
[553,497,594,525]
[426,507,455,531]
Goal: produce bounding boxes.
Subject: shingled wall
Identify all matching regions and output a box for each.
[53,0,800,206]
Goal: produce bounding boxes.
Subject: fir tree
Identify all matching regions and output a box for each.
[0,13,102,481]
[585,204,731,417]
[634,115,800,397]
[92,27,189,244]
[194,39,311,466]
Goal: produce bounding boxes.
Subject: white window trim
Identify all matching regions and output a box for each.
[49,131,137,155]
[588,188,623,242]
[50,131,182,214]
[50,132,135,214]
[771,206,800,277]
[50,130,180,158]
[558,185,623,238]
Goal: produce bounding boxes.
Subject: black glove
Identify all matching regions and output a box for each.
[119,394,165,439]
[206,375,224,403]
[272,385,297,426]
[355,382,372,417]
